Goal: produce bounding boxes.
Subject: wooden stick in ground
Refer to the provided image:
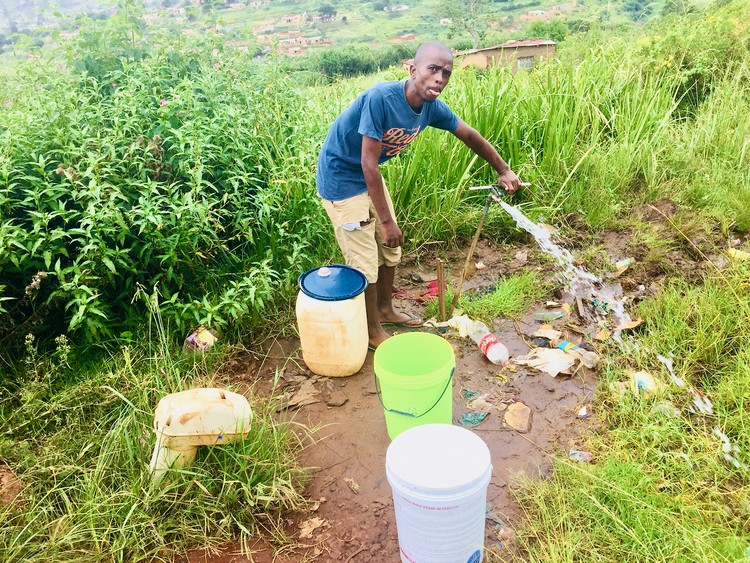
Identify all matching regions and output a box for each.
[448,195,492,318]
[436,258,446,322]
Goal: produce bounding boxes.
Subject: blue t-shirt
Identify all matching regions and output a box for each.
[316,80,459,201]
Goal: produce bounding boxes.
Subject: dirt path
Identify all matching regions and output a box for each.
[189,240,610,563]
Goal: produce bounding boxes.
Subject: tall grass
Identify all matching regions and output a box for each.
[0,293,310,562]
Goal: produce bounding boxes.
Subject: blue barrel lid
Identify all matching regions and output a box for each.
[298,264,369,301]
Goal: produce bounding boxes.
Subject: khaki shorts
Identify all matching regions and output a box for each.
[321,182,401,283]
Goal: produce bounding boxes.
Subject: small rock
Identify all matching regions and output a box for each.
[504,402,532,433]
[326,390,349,407]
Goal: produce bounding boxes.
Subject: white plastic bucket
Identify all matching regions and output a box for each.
[386,424,492,563]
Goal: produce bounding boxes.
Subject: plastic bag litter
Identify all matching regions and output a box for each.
[458,411,488,428]
[514,348,576,377]
[440,314,474,337]
[569,450,592,462]
[183,327,218,354]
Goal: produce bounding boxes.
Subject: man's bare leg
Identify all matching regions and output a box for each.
[365,283,391,349]
[377,264,420,324]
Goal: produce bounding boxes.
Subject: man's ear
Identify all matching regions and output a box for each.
[409,64,416,77]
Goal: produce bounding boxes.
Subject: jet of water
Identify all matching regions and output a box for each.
[498,200,631,325]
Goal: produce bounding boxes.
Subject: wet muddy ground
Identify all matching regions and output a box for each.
[189,233,642,563]
[184,199,744,562]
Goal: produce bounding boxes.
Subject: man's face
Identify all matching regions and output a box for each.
[410,47,453,102]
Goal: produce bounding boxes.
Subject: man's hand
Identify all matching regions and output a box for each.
[497,168,521,194]
[381,219,403,248]
[451,121,523,195]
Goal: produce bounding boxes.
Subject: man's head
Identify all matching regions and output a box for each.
[409,41,453,103]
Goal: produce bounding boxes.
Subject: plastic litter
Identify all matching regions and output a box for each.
[533,327,563,340]
[577,406,590,419]
[554,340,600,369]
[569,450,592,462]
[615,258,635,276]
[183,327,218,354]
[458,411,489,427]
[535,311,564,322]
[629,370,661,399]
[514,348,576,377]
[462,388,481,400]
[591,299,610,314]
[713,427,747,470]
[485,504,504,526]
[468,319,510,365]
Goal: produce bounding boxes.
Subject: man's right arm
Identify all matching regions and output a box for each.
[362,136,403,248]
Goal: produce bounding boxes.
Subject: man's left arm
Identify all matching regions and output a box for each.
[451,119,521,194]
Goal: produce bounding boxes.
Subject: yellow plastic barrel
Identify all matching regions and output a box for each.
[296,264,369,377]
[374,332,455,439]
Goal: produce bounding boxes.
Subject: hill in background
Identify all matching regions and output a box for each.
[0,0,697,58]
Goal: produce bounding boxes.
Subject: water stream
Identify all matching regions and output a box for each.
[498,200,631,326]
[497,200,742,465]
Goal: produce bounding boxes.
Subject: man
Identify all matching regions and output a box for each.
[316,41,521,349]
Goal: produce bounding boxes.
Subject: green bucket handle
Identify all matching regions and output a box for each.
[373,368,454,419]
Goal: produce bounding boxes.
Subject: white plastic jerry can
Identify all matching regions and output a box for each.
[296,264,369,377]
[149,388,252,484]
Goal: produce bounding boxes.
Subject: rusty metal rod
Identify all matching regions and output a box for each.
[448,195,492,318]
[437,258,446,322]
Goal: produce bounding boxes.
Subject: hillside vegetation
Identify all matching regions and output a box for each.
[0,0,749,560]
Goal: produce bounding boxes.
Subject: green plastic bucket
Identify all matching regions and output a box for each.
[374,332,455,440]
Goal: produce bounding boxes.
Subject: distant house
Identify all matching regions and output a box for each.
[280,13,306,24]
[453,39,557,70]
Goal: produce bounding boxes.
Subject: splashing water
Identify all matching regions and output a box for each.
[498,200,631,325]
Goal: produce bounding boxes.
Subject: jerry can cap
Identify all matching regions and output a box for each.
[298,264,369,301]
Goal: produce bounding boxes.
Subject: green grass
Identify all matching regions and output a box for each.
[502,259,750,562]
[0,305,311,562]
[426,271,548,323]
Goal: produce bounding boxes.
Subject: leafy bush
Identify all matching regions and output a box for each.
[0,11,332,345]
[311,43,414,78]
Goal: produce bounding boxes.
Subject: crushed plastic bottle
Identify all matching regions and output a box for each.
[630,370,659,399]
[468,320,510,365]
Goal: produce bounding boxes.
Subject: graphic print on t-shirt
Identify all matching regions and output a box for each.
[381,126,422,157]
